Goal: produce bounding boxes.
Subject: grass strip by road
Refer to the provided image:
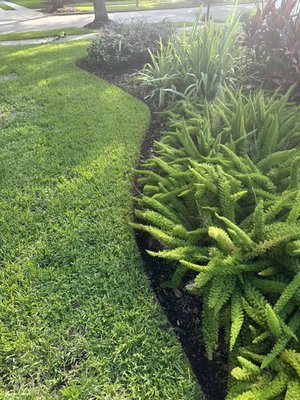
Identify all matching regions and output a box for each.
[0,41,202,399]
[8,0,192,12]
[12,0,255,11]
[0,24,193,42]
[70,0,254,12]
[0,3,15,10]
[0,27,96,41]
[3,0,190,10]
[71,1,197,12]
[3,0,47,8]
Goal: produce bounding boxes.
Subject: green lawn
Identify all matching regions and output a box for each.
[71,0,254,12]
[12,0,254,11]
[0,42,202,399]
[0,3,15,10]
[6,0,189,10]
[72,0,197,12]
[10,0,47,8]
[0,27,96,41]
[9,0,191,10]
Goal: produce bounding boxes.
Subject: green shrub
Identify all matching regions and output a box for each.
[133,87,300,399]
[138,16,240,106]
[87,20,173,71]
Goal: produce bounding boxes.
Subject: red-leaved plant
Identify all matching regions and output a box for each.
[242,0,300,100]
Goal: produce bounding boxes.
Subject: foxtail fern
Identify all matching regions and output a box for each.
[133,86,300,399]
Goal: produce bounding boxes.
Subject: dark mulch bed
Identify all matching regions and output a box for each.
[78,58,228,400]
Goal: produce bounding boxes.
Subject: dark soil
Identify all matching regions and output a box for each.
[78,58,228,400]
[136,231,228,400]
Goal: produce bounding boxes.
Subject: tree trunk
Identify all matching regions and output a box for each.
[206,0,211,20]
[51,0,63,10]
[93,0,109,23]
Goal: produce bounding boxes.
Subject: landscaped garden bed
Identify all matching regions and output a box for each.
[1,0,299,397]
[81,1,300,398]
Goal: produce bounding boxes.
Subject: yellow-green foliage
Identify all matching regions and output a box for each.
[133,87,300,399]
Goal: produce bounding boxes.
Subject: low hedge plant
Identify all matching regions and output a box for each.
[87,20,173,71]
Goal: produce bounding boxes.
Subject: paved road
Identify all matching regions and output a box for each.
[0,2,255,34]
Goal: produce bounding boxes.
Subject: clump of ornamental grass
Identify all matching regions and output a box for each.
[138,15,241,107]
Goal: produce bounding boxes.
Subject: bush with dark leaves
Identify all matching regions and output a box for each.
[87,20,173,71]
[241,0,300,100]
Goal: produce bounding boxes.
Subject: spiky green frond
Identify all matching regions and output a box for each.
[281,350,300,378]
[208,226,235,253]
[135,209,177,231]
[147,246,208,262]
[130,223,187,248]
[251,201,264,241]
[137,196,181,223]
[202,300,220,360]
[287,190,300,223]
[274,272,300,313]
[216,214,254,247]
[261,311,300,369]
[237,356,261,374]
[209,275,236,314]
[255,373,288,400]
[265,304,282,339]
[230,291,244,351]
[285,380,300,400]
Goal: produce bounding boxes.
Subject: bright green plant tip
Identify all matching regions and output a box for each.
[0,42,203,399]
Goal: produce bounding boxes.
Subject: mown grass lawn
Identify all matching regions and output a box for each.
[0,3,15,10]
[0,42,202,399]
[69,0,196,12]
[11,0,191,10]
[0,28,96,41]
[12,0,255,10]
